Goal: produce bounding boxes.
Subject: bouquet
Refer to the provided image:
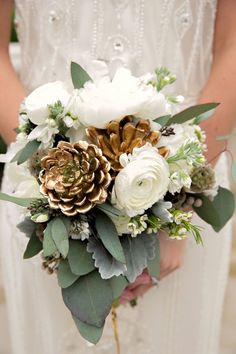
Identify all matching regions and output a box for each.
[0,62,235,346]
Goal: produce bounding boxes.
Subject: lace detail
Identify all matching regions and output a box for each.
[14,0,217,96]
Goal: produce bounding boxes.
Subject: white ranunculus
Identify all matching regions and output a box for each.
[111,144,170,217]
[25,81,70,125]
[74,68,169,129]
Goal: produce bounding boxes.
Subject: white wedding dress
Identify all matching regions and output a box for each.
[0,1,232,354]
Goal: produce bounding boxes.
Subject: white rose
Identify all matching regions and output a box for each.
[25,81,70,125]
[75,68,169,129]
[111,144,170,217]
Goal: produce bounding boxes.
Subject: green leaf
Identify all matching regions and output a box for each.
[95,211,126,264]
[193,186,235,231]
[11,140,40,165]
[167,103,219,126]
[51,218,69,258]
[17,217,36,238]
[68,240,95,276]
[0,192,37,207]
[72,316,104,344]
[57,259,79,288]
[97,202,122,217]
[71,62,92,89]
[147,238,160,278]
[62,270,113,327]
[153,115,172,126]
[109,276,129,299]
[43,220,57,257]
[23,232,42,259]
[121,234,157,282]
[192,108,216,125]
[87,237,126,279]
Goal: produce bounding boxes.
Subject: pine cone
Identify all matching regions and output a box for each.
[39,141,111,216]
[190,165,216,193]
[86,116,168,172]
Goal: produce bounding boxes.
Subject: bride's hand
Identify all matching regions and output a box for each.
[159,232,187,279]
[120,233,187,303]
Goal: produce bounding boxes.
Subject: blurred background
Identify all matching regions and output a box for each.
[0,14,235,354]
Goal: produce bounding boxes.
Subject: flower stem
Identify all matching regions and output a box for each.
[111,305,121,354]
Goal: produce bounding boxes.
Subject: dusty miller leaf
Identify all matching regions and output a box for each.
[121,233,157,282]
[87,237,126,279]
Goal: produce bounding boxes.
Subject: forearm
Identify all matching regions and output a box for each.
[0,51,26,144]
[199,0,236,164]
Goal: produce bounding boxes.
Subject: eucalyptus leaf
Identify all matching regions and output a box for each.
[95,211,126,264]
[121,234,157,282]
[0,192,36,207]
[192,108,216,125]
[87,237,126,279]
[193,186,235,231]
[23,232,42,259]
[68,239,95,276]
[109,276,129,299]
[57,259,79,288]
[71,62,92,89]
[153,115,171,126]
[43,220,58,257]
[147,237,160,278]
[62,270,113,327]
[72,315,104,344]
[51,218,69,258]
[17,217,36,238]
[167,103,219,126]
[97,202,122,217]
[11,140,40,165]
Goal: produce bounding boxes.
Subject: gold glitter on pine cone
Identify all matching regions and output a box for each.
[39,141,112,216]
[86,116,168,172]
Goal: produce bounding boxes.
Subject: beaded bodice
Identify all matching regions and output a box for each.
[15,0,217,103]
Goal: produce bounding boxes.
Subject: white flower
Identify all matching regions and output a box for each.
[157,123,201,157]
[168,171,192,194]
[0,133,28,163]
[4,162,41,199]
[28,124,58,146]
[111,143,170,217]
[74,68,169,129]
[110,215,131,235]
[25,81,70,125]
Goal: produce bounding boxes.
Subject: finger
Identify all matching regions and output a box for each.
[131,283,153,298]
[128,273,151,290]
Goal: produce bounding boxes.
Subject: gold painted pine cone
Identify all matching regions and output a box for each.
[86,116,168,172]
[39,141,112,216]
